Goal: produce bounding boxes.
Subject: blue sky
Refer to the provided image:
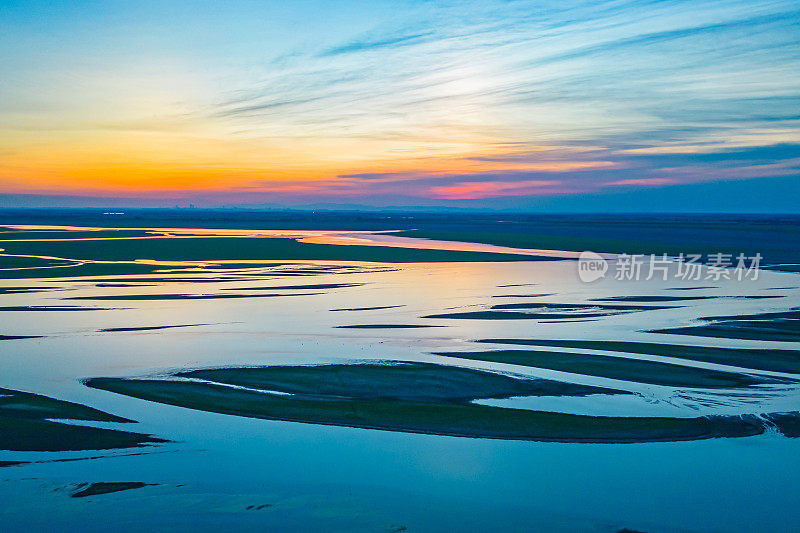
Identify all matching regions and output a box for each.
[1,0,798,210]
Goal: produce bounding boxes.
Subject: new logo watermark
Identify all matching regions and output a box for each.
[577,251,608,282]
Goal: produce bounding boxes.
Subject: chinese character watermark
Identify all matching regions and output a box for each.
[577,252,762,282]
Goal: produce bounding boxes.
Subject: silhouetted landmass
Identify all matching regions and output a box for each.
[85,363,800,443]
[490,302,675,311]
[330,305,405,311]
[336,324,445,329]
[0,306,113,312]
[65,293,322,301]
[71,482,152,498]
[593,296,715,302]
[476,339,800,374]
[492,293,555,298]
[434,349,772,388]
[652,309,800,341]
[0,387,163,452]
[100,324,209,332]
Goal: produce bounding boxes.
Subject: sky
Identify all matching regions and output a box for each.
[1,0,799,211]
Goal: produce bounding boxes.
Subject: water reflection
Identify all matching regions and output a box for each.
[0,228,799,531]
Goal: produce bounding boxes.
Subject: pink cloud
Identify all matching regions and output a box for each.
[429,180,563,200]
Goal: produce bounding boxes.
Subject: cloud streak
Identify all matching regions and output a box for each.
[430,180,564,200]
[318,31,435,57]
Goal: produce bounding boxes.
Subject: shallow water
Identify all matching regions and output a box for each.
[1,237,800,531]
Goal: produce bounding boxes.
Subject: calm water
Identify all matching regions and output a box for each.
[1,252,799,532]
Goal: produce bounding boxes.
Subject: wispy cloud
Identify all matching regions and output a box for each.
[318,31,435,57]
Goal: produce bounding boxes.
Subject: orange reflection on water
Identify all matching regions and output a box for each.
[2,224,588,259]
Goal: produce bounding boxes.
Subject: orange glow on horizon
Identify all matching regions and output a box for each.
[0,131,617,197]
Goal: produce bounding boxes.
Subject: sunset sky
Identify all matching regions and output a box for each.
[1,0,799,210]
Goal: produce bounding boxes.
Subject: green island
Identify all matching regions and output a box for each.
[0,387,164,452]
[85,363,799,443]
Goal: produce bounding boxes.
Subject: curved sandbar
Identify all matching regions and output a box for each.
[652,309,800,342]
[434,349,772,388]
[83,363,793,443]
[476,339,800,374]
[0,387,164,452]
